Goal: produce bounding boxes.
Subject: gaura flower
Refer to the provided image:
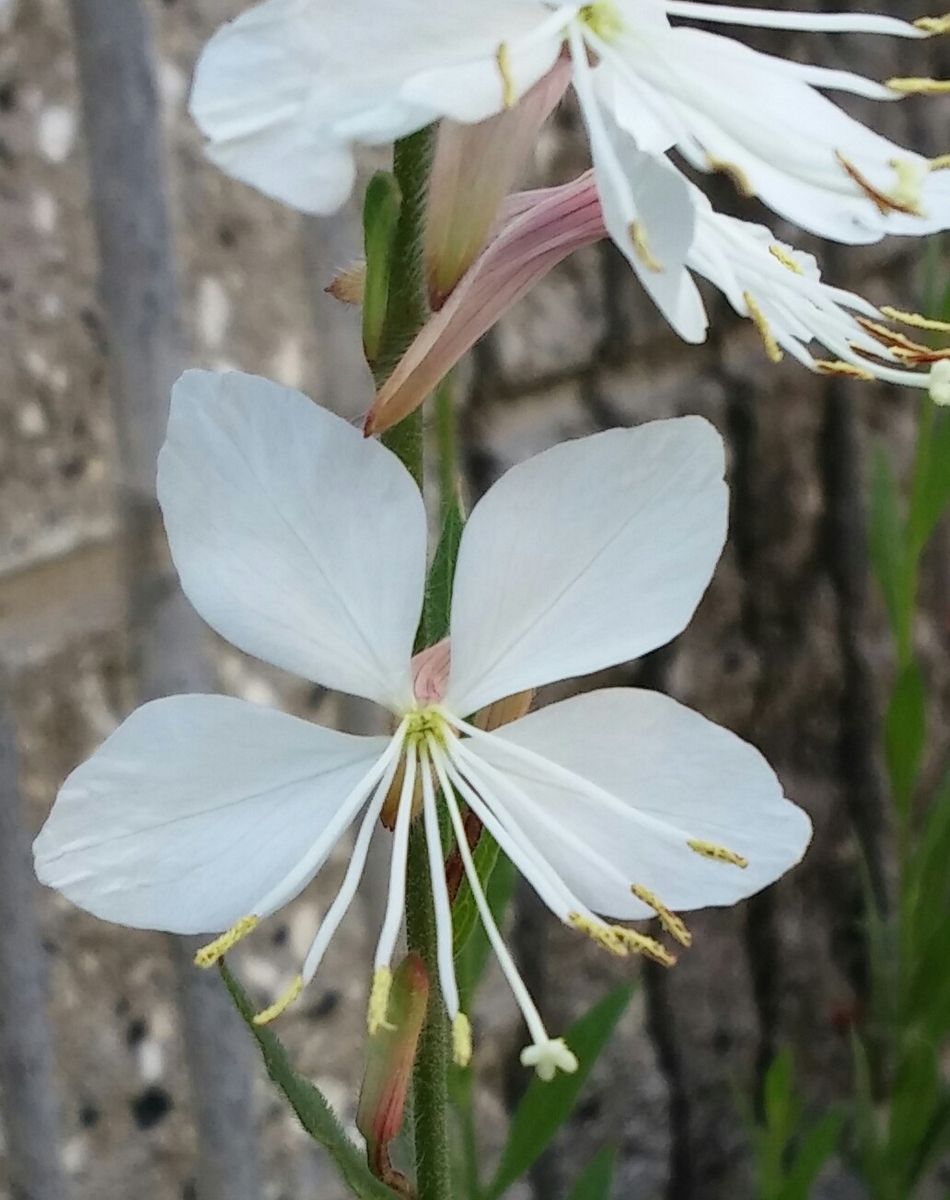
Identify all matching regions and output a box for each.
[34,369,811,1078]
[366,171,950,436]
[191,0,950,335]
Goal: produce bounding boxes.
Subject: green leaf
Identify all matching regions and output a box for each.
[456,847,516,1012]
[567,1148,616,1200]
[362,171,402,365]
[885,659,926,817]
[782,1112,843,1200]
[869,443,910,648]
[219,964,394,1200]
[452,829,501,960]
[424,495,465,646]
[908,406,950,556]
[486,985,634,1199]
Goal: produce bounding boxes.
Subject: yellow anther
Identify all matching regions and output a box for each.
[887,77,950,95]
[814,360,876,381]
[631,884,692,948]
[687,839,749,868]
[194,915,259,968]
[568,913,676,967]
[496,42,517,109]
[769,244,804,275]
[856,317,930,353]
[629,221,663,272]
[889,158,926,214]
[453,1014,473,1068]
[880,306,950,333]
[835,150,923,217]
[706,155,755,198]
[579,2,624,41]
[253,974,303,1026]
[743,292,784,364]
[915,14,950,34]
[368,967,395,1037]
[930,154,950,172]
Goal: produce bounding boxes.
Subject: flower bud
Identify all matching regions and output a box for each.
[357,953,430,1194]
[425,61,570,310]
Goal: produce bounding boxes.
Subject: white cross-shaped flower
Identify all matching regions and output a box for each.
[34,370,811,1075]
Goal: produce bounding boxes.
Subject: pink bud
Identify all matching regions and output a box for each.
[426,61,571,311]
[357,954,430,1195]
[365,172,604,437]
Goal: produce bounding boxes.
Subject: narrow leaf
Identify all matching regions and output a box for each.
[362,171,402,365]
[567,1148,616,1200]
[782,1112,843,1200]
[885,659,926,817]
[487,985,634,1199]
[456,848,516,1012]
[452,829,501,960]
[219,964,394,1200]
[424,495,465,646]
[908,406,950,555]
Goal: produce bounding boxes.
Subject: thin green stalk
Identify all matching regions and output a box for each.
[373,122,453,1200]
[435,374,459,522]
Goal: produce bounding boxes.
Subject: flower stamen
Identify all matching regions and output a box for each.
[886,76,950,95]
[453,1014,473,1068]
[706,155,755,198]
[880,306,950,334]
[769,244,804,275]
[578,2,624,42]
[815,360,876,381]
[834,150,924,217]
[629,221,663,272]
[687,839,749,868]
[496,42,517,109]
[569,912,676,966]
[915,14,950,35]
[194,915,259,967]
[253,974,303,1025]
[743,292,784,363]
[368,967,396,1036]
[631,884,692,947]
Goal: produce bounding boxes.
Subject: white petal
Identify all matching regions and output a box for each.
[445,417,727,716]
[159,370,426,710]
[464,688,812,915]
[34,696,392,934]
[570,26,706,343]
[635,28,948,243]
[190,0,566,212]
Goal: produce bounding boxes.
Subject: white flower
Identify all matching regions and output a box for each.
[34,370,811,1075]
[686,189,950,403]
[191,1,950,339]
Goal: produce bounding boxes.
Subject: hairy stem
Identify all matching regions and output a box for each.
[373,124,453,1200]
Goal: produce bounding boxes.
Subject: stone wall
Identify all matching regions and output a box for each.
[1,2,948,1199]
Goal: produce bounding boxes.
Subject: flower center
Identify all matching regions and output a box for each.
[578,1,624,42]
[404,705,451,749]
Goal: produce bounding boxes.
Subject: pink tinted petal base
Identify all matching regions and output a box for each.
[412,638,451,704]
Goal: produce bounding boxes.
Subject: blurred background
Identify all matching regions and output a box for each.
[1,2,948,1198]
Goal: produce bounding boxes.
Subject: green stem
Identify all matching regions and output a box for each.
[373,123,453,1200]
[435,374,459,522]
